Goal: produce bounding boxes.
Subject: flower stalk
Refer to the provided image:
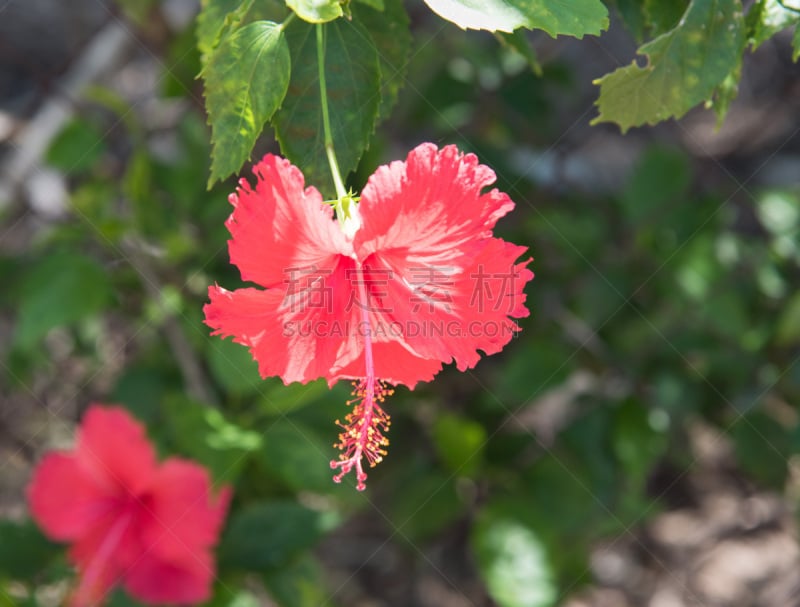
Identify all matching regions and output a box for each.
[316,23,348,203]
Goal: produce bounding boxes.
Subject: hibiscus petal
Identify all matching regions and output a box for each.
[205,276,360,385]
[26,452,112,541]
[226,154,351,289]
[448,239,533,365]
[141,459,231,563]
[123,549,215,605]
[368,238,533,376]
[332,339,443,388]
[76,405,157,496]
[355,143,515,263]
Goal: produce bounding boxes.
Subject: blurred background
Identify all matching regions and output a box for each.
[1,0,800,606]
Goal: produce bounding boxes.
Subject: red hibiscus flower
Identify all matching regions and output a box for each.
[205,143,533,490]
[27,404,231,607]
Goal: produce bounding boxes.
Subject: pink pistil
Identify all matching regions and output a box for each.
[330,263,393,490]
[72,508,133,607]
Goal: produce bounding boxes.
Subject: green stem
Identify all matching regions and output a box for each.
[280,12,296,30]
[316,23,348,201]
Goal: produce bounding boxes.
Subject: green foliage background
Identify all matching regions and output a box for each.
[0,0,799,606]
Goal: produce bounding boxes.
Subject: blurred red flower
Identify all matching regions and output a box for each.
[27,404,231,607]
[205,143,533,489]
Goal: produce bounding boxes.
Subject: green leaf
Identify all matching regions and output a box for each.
[472,510,557,607]
[487,339,573,407]
[195,0,290,65]
[263,554,331,607]
[124,149,154,231]
[385,470,464,541]
[258,419,334,492]
[674,235,720,300]
[106,589,149,607]
[286,0,343,23]
[621,146,691,222]
[558,408,618,507]
[0,255,21,307]
[644,0,689,36]
[68,180,126,244]
[592,0,745,132]
[274,19,381,197]
[793,22,800,60]
[46,118,107,174]
[219,501,337,570]
[204,21,291,186]
[352,0,412,122]
[257,377,332,416]
[163,395,261,484]
[495,30,543,76]
[111,365,168,425]
[421,0,608,37]
[355,0,384,9]
[707,59,742,125]
[732,412,791,489]
[432,412,487,477]
[206,586,260,607]
[757,190,800,236]
[776,292,800,345]
[83,85,140,136]
[197,0,248,61]
[612,399,668,485]
[0,520,60,581]
[207,336,262,397]
[197,0,288,63]
[611,0,647,41]
[14,253,112,348]
[747,0,800,50]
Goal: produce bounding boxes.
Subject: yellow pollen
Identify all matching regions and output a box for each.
[330,379,394,491]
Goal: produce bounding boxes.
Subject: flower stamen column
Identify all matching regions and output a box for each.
[330,264,393,490]
[73,510,133,605]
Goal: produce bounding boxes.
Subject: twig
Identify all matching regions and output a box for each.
[122,238,217,406]
[0,22,131,206]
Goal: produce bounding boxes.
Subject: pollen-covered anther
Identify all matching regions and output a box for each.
[330,379,393,491]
